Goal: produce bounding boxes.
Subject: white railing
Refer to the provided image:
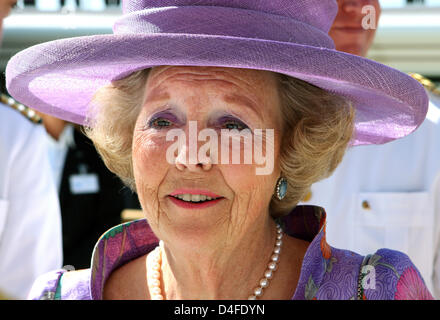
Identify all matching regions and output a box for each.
[16,0,121,11]
[367,6,440,77]
[382,0,440,8]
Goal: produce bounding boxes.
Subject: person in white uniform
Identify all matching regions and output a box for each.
[304,0,440,298]
[0,0,62,299]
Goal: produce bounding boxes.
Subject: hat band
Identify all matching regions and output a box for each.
[113,6,335,49]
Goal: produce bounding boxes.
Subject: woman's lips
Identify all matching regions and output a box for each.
[333,26,365,34]
[168,195,224,209]
[169,189,222,198]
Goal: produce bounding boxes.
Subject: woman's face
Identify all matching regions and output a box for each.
[132,66,283,246]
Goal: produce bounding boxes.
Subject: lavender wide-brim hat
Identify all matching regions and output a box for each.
[6,0,428,146]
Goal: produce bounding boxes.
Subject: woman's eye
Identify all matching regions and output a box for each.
[148,118,173,129]
[222,120,249,131]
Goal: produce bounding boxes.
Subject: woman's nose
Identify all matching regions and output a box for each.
[339,0,373,13]
[175,144,213,172]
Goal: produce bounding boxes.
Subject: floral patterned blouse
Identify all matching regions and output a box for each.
[28,205,434,300]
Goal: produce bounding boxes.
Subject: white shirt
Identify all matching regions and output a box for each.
[303,91,440,298]
[0,104,62,299]
[45,124,75,192]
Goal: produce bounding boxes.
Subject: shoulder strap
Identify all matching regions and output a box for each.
[409,73,440,96]
[0,93,42,124]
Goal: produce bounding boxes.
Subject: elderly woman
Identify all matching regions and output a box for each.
[7,0,433,300]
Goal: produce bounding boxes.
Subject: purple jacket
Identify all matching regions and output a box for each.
[28,205,434,300]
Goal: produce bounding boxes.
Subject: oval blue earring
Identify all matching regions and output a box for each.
[275,177,287,200]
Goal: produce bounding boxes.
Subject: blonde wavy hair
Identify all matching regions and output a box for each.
[85,68,355,218]
[271,74,355,217]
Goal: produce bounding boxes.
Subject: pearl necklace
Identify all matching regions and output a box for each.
[146,224,283,300]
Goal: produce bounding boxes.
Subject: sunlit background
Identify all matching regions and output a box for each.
[1,0,439,93]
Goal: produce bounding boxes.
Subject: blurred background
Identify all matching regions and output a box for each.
[1,0,439,92]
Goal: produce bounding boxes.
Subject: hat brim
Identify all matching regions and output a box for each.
[6,33,428,146]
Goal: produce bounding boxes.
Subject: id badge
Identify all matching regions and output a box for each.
[69,173,100,194]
